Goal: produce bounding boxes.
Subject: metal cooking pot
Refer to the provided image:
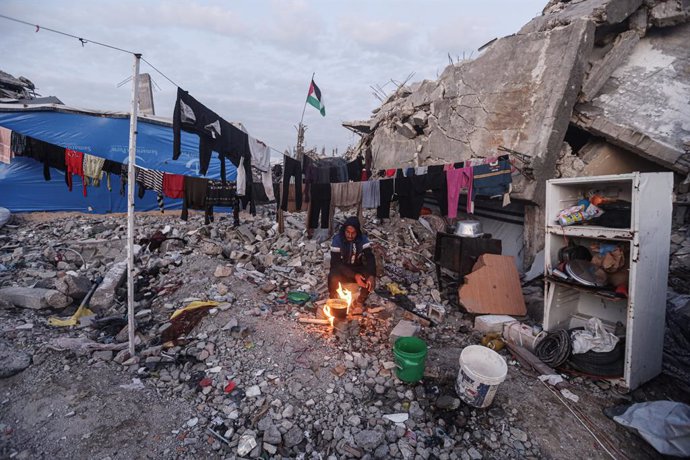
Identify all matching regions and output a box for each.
[454,220,483,237]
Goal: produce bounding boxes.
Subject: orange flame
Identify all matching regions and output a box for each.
[337,282,353,315]
[323,283,353,326]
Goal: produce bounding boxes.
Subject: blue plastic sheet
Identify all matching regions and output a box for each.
[0,108,237,213]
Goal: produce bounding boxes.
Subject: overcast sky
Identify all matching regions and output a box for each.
[1,1,545,155]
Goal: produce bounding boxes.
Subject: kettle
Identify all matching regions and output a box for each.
[454,220,483,237]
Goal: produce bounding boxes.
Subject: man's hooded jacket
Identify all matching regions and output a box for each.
[329,216,376,278]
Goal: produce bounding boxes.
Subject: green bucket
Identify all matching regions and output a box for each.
[393,337,428,383]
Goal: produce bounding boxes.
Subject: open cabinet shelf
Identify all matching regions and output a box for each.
[543,172,673,390]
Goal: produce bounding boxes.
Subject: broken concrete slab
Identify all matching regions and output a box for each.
[458,254,526,316]
[580,30,639,102]
[54,274,92,301]
[521,0,643,33]
[649,0,690,27]
[0,287,72,309]
[572,22,690,173]
[90,260,127,310]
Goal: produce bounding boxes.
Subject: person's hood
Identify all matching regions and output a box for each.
[340,216,362,238]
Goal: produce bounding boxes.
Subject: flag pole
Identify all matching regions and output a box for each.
[127,53,141,358]
[299,72,315,126]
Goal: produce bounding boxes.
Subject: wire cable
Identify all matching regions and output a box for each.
[0,13,137,55]
[535,329,572,367]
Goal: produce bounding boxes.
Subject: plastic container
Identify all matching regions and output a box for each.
[503,322,546,352]
[393,337,428,383]
[455,345,507,408]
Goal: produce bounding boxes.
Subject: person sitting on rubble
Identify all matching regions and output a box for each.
[328,216,377,309]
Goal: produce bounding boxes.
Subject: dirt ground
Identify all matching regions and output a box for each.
[1,211,687,459]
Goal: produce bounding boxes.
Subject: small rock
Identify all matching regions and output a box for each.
[283,425,304,447]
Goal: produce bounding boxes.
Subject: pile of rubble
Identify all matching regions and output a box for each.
[1,206,677,459]
[1,208,557,458]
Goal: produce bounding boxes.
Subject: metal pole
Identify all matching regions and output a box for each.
[127,53,141,357]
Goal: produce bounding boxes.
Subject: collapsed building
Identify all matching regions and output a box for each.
[344,0,690,270]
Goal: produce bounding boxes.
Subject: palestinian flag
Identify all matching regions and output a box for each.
[306,79,326,116]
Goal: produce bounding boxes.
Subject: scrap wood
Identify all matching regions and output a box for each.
[297,318,330,325]
[458,254,526,315]
[48,337,129,354]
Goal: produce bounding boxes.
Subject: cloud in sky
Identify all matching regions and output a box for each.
[0,0,545,153]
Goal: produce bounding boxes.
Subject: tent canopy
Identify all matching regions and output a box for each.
[0,104,237,213]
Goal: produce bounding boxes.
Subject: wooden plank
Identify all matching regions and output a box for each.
[458,254,526,315]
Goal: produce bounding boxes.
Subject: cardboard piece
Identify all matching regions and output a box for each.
[458,254,526,315]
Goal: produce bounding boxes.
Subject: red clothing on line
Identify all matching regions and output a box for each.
[162,173,185,199]
[65,148,87,196]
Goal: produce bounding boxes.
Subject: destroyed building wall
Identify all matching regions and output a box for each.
[572,21,690,173]
[345,0,690,270]
[361,19,595,206]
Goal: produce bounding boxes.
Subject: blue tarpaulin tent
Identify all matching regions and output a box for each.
[0,104,237,213]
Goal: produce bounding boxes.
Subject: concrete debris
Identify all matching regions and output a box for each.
[90,260,127,310]
[0,206,679,459]
[0,287,72,310]
[649,0,690,27]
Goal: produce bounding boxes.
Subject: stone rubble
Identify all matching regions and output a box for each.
[1,203,686,458]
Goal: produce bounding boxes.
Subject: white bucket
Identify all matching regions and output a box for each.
[456,345,508,408]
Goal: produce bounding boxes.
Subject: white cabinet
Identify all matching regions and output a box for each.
[543,173,673,390]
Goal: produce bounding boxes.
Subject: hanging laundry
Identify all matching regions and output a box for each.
[162,173,185,199]
[346,156,363,182]
[248,136,271,172]
[361,181,380,209]
[65,149,87,196]
[281,155,302,212]
[472,159,512,206]
[23,137,66,181]
[136,167,165,212]
[396,172,427,220]
[102,159,121,192]
[205,180,238,224]
[181,176,210,223]
[427,165,448,216]
[307,183,331,230]
[260,170,275,201]
[377,179,395,219]
[446,166,473,218]
[172,88,250,176]
[83,154,105,187]
[236,156,246,197]
[329,182,363,234]
[0,127,12,164]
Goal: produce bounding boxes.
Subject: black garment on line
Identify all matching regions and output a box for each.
[24,137,67,182]
[308,183,331,229]
[346,157,363,182]
[377,179,395,219]
[426,165,448,216]
[281,155,302,211]
[172,87,248,177]
[396,173,428,220]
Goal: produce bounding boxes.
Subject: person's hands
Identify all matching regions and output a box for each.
[365,276,375,291]
[355,274,367,288]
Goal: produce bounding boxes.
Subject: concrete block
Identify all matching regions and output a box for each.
[0,287,72,310]
[389,320,420,344]
[90,260,127,310]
